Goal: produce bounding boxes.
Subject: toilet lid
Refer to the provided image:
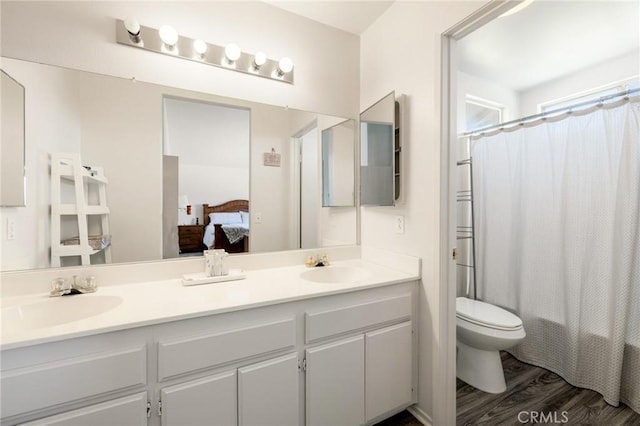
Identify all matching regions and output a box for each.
[456,297,522,330]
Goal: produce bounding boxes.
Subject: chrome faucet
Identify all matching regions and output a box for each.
[305,253,330,268]
[50,275,98,296]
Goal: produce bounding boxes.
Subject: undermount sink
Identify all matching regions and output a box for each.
[300,266,370,284]
[1,295,123,331]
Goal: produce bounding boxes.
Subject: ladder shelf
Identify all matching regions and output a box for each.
[50,153,112,267]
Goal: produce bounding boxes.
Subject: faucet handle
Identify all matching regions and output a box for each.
[82,276,98,292]
[73,275,98,293]
[50,277,70,297]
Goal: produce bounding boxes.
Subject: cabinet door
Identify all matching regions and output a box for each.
[238,353,299,426]
[306,335,364,426]
[19,392,147,426]
[160,370,236,426]
[365,321,413,422]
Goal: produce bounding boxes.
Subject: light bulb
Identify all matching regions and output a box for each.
[193,39,207,56]
[253,51,267,68]
[277,57,293,75]
[159,25,178,47]
[124,18,141,43]
[225,43,241,62]
[124,18,140,36]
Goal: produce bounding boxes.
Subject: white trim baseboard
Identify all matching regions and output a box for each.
[408,404,432,426]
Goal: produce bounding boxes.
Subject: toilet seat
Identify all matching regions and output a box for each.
[456,297,522,331]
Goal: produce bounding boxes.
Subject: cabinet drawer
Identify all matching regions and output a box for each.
[178,226,203,237]
[1,346,147,419]
[305,294,411,343]
[19,392,148,426]
[158,318,295,381]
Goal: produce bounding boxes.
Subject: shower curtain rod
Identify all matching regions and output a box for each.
[464,87,640,137]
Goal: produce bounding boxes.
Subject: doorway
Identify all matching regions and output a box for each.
[443,0,640,422]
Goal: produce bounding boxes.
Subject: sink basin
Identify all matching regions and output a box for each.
[300,266,370,284]
[1,295,123,331]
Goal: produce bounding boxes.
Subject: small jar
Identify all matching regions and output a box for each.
[204,250,217,277]
[220,252,229,275]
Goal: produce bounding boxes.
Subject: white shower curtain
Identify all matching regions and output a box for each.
[471,101,640,413]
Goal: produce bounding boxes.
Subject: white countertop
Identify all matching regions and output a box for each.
[1,259,419,350]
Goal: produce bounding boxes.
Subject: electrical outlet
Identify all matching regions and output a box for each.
[255,213,262,224]
[395,215,405,234]
[7,218,16,240]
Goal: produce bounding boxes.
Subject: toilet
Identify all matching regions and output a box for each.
[456,297,526,394]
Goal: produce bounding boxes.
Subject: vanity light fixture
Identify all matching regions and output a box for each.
[115,19,294,84]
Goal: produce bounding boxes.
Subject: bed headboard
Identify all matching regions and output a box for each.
[203,199,249,226]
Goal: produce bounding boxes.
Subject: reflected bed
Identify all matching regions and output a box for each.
[202,200,249,253]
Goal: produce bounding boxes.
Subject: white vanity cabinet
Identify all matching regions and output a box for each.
[1,281,417,426]
[304,294,415,426]
[0,331,148,425]
[158,352,299,426]
[155,317,298,426]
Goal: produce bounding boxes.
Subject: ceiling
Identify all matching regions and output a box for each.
[263,0,639,91]
[457,0,640,92]
[264,0,394,34]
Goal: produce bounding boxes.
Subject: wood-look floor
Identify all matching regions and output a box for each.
[374,410,423,426]
[373,351,640,426]
[457,352,640,426]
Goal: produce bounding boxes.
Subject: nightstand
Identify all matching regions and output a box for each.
[178,224,205,253]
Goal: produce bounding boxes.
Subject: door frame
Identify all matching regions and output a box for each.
[291,120,319,249]
[438,1,519,424]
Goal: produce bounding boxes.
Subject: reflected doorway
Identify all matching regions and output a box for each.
[297,124,319,249]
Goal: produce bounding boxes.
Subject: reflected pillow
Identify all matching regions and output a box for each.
[209,212,243,225]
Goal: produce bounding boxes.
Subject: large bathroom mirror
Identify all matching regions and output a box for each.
[360,91,395,206]
[322,120,355,207]
[0,70,26,207]
[0,57,357,271]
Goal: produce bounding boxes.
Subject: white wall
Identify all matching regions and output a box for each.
[250,104,292,253]
[360,1,488,423]
[78,72,164,264]
[519,50,640,116]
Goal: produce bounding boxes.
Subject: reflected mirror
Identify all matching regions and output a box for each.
[360,91,395,206]
[322,120,355,207]
[0,57,357,272]
[1,70,26,207]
